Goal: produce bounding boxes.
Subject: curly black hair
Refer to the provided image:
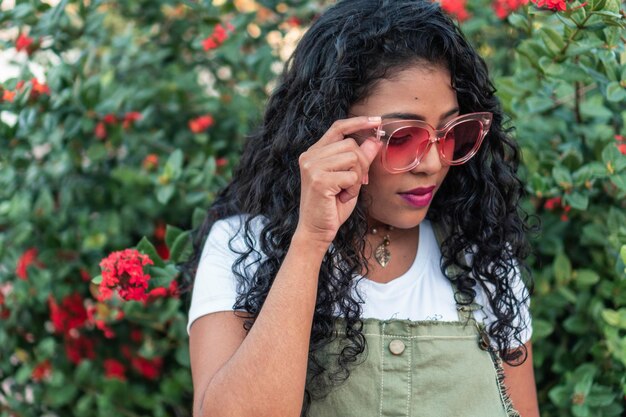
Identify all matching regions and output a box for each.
[184,0,533,413]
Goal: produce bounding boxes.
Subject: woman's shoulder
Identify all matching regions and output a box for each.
[206,214,268,248]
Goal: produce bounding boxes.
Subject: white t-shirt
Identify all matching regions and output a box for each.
[188,215,532,346]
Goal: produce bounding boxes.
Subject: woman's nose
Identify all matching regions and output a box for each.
[410,140,443,175]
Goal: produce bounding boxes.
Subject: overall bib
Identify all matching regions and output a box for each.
[306,309,521,417]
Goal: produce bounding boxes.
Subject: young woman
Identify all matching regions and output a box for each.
[186,1,539,416]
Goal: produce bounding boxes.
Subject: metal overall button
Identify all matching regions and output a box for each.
[388,339,406,355]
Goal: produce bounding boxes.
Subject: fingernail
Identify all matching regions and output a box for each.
[362,174,369,185]
[368,116,381,123]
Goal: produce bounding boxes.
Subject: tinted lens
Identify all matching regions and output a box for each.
[443,120,482,162]
[385,126,429,170]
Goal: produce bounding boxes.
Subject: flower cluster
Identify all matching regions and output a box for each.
[48,293,88,335]
[98,249,154,302]
[15,33,38,55]
[493,0,528,18]
[544,197,572,221]
[142,154,159,170]
[94,111,143,140]
[15,248,42,280]
[531,0,567,11]
[439,0,470,21]
[1,78,51,104]
[188,114,214,133]
[202,23,234,51]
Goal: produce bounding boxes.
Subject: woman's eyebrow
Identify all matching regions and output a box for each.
[381,108,460,121]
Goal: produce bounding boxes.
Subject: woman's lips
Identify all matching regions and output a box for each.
[398,186,436,208]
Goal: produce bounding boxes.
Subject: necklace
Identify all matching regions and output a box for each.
[370,225,393,268]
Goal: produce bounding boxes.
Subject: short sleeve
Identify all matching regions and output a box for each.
[187,215,265,334]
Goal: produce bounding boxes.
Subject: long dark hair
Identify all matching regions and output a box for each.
[184,0,532,412]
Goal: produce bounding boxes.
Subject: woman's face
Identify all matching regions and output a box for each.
[350,64,458,229]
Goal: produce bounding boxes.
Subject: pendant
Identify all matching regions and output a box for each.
[374,234,391,268]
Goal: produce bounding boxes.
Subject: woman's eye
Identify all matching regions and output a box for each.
[388,135,412,146]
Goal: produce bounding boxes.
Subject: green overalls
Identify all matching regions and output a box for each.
[306,225,521,417]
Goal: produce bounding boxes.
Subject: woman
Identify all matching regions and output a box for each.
[186,1,539,416]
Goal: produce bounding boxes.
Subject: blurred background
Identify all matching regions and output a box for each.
[0,0,624,416]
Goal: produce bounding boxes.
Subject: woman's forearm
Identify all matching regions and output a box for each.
[199,231,329,417]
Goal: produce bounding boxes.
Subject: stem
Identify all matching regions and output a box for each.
[554,12,593,62]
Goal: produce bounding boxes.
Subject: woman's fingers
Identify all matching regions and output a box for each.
[309,116,381,150]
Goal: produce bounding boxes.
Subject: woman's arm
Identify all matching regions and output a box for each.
[190,233,328,417]
[190,116,383,417]
[503,341,540,417]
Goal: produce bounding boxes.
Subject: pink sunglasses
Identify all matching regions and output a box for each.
[353,112,493,173]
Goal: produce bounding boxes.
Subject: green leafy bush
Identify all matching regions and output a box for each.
[0,0,624,416]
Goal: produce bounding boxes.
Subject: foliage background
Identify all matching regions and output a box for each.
[0,0,624,416]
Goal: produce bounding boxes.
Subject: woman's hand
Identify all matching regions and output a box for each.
[296,116,382,247]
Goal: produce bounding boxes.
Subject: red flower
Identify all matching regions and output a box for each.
[2,89,16,102]
[48,293,88,335]
[130,329,143,343]
[103,114,117,124]
[15,34,35,55]
[156,243,170,261]
[531,0,567,11]
[493,0,528,18]
[142,154,159,170]
[188,115,214,133]
[94,122,107,140]
[80,269,91,282]
[65,334,96,365]
[616,135,625,142]
[30,78,50,98]
[618,144,626,155]
[131,355,163,380]
[154,221,166,241]
[202,37,218,50]
[122,111,142,129]
[32,359,52,382]
[86,303,118,338]
[169,279,180,298]
[98,249,154,302]
[16,248,42,280]
[216,157,228,167]
[544,197,561,211]
[439,0,470,21]
[202,23,234,51]
[145,286,169,304]
[104,359,126,381]
[286,16,301,27]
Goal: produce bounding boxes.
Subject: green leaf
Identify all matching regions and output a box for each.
[44,384,78,407]
[553,166,573,188]
[606,82,626,102]
[602,309,626,329]
[165,225,184,249]
[156,184,176,205]
[136,237,165,267]
[165,149,184,180]
[564,192,588,210]
[192,207,207,229]
[169,230,192,263]
[532,319,555,339]
[610,173,626,191]
[574,269,600,286]
[540,27,565,55]
[91,274,102,285]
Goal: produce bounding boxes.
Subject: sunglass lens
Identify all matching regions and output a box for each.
[386,126,429,170]
[444,120,482,162]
